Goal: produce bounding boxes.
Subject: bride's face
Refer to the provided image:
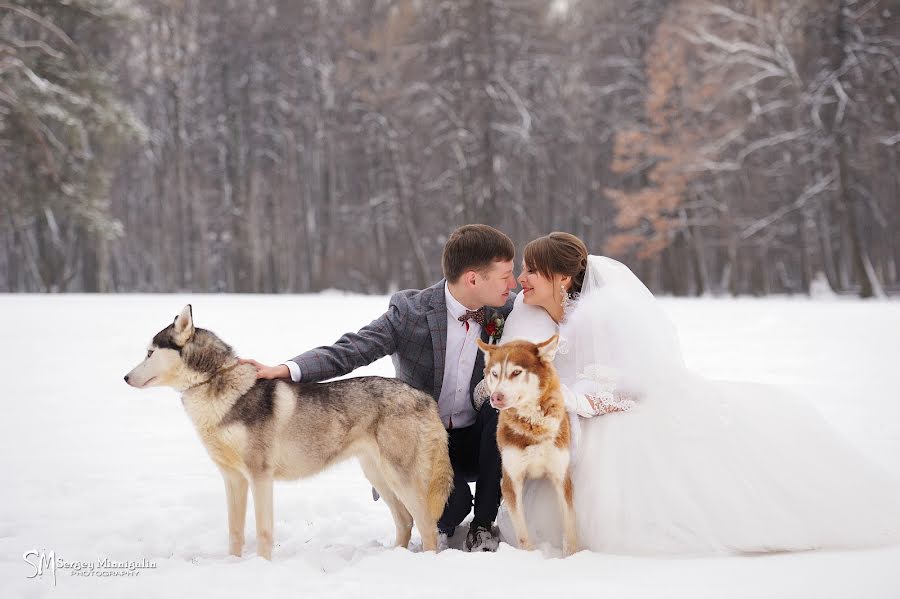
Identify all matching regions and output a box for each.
[518,262,557,308]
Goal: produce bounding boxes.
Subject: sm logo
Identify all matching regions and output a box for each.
[23,549,57,586]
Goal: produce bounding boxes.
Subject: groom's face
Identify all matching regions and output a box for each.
[474,260,517,307]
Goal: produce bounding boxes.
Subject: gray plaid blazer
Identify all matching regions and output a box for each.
[290,280,516,403]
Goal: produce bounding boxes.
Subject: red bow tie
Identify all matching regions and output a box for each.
[458,308,486,328]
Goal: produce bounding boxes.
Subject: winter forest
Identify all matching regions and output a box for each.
[1,0,898,297]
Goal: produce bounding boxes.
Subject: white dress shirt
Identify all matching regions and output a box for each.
[284,359,301,382]
[438,283,482,429]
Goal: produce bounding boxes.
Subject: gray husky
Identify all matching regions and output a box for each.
[124,305,452,559]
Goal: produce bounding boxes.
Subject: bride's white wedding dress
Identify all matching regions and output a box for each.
[496,256,900,555]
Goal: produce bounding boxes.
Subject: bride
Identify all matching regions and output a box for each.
[492,232,900,555]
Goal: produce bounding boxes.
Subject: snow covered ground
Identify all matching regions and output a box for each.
[2,293,899,599]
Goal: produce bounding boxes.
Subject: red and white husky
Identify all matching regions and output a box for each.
[477,335,578,555]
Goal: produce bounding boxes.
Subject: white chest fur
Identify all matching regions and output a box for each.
[501,440,570,481]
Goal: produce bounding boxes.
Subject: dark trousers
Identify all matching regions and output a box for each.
[438,405,502,531]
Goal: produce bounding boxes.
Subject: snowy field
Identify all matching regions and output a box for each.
[2,293,900,599]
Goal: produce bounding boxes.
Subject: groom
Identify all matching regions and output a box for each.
[244,224,518,551]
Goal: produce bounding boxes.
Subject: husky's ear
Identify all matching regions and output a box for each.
[477,338,495,358]
[535,334,559,363]
[173,304,194,345]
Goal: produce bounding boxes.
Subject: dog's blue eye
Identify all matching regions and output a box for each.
[511,370,522,377]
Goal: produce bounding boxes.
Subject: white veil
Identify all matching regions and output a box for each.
[563,256,686,396]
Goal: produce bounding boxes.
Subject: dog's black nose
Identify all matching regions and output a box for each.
[124,375,130,383]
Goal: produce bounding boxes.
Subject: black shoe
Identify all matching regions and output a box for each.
[438,525,455,538]
[465,524,499,552]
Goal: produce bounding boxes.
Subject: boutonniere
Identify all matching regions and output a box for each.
[485,313,505,344]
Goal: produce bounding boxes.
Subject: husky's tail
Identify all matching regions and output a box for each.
[426,428,454,521]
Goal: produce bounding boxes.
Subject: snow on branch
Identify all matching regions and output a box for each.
[741,174,835,240]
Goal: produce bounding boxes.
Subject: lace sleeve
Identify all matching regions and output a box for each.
[583,392,636,415]
[569,365,636,417]
[472,379,491,411]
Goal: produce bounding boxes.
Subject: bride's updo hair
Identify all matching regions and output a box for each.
[523,232,589,294]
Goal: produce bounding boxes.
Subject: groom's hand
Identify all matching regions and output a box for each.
[239,358,290,380]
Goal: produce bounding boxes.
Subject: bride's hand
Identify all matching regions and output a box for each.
[586,392,635,415]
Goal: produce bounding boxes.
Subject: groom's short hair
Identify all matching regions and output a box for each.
[442,224,515,283]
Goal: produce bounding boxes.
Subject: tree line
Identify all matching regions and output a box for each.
[1,0,898,296]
